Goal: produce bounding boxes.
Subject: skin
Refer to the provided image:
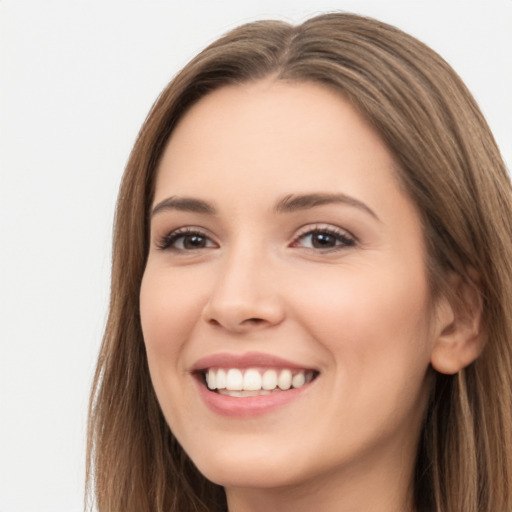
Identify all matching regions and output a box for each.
[140,79,460,512]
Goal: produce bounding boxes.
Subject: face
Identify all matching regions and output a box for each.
[140,80,441,497]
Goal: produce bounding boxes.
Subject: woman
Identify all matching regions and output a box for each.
[87,13,512,512]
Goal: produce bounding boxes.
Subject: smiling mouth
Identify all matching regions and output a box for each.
[201,368,318,397]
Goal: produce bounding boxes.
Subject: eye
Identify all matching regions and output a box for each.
[292,226,356,251]
[157,228,217,251]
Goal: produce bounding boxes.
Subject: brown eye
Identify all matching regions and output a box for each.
[310,232,338,248]
[294,228,355,251]
[182,234,208,249]
[158,229,217,251]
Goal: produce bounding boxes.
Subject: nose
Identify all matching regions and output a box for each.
[201,249,285,333]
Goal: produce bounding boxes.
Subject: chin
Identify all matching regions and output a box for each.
[200,463,302,490]
[186,441,307,489]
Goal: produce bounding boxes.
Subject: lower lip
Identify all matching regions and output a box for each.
[194,377,314,417]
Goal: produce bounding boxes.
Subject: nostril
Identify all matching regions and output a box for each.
[245,318,265,325]
[206,316,267,331]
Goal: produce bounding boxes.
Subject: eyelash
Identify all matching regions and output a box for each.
[156,225,356,253]
[157,227,216,251]
[292,225,356,251]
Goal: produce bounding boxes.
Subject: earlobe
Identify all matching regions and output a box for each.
[430,272,485,375]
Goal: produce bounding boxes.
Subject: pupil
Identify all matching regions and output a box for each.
[313,232,335,248]
[184,235,205,249]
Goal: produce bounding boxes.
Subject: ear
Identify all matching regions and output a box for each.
[430,271,485,375]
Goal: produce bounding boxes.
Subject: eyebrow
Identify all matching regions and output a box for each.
[274,193,379,220]
[151,192,379,221]
[151,196,217,217]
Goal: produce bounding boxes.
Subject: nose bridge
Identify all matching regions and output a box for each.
[203,236,283,331]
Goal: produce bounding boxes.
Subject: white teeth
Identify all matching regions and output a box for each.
[207,369,216,390]
[292,372,306,388]
[226,369,243,390]
[262,369,278,390]
[205,368,313,393]
[216,368,226,389]
[278,369,292,390]
[243,369,262,391]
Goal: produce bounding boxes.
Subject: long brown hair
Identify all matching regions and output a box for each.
[87,13,512,512]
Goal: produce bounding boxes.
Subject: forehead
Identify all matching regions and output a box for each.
[152,79,421,234]
[155,80,402,200]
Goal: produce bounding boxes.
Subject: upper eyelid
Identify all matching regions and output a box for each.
[292,223,356,240]
[156,225,214,239]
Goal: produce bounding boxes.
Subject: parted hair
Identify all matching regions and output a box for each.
[87,12,512,512]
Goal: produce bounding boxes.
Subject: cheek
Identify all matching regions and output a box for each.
[296,263,433,439]
[290,260,433,381]
[139,268,204,364]
[139,267,210,434]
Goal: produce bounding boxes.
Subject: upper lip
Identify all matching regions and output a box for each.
[191,351,318,372]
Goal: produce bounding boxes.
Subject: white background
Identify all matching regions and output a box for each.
[0,1,510,511]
